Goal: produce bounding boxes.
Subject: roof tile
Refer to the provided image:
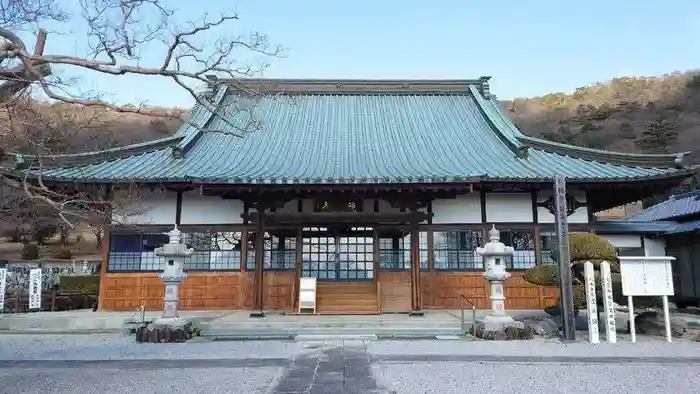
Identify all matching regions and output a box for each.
[27,80,694,184]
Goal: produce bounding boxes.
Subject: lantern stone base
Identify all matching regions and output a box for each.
[135,318,201,343]
[474,317,532,340]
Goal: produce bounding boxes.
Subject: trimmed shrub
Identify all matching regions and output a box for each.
[522,264,558,287]
[51,247,73,260]
[21,243,40,260]
[59,275,100,294]
[32,223,59,244]
[568,232,617,264]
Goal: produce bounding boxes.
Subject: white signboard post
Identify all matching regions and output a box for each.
[619,256,675,343]
[298,277,317,314]
[600,261,617,343]
[0,268,7,313]
[28,268,42,311]
[583,261,600,343]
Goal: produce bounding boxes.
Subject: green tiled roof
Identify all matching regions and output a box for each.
[14,79,696,184]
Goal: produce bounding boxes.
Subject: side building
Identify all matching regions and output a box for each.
[5,78,696,315]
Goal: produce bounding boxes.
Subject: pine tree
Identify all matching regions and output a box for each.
[618,121,636,140]
[635,113,679,153]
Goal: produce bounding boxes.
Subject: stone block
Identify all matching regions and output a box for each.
[135,318,200,343]
[474,319,534,340]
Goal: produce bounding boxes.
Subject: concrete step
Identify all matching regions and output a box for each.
[201,326,466,339]
[206,322,466,329]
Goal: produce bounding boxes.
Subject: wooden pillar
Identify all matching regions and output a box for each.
[250,209,266,317]
[293,226,302,312]
[409,221,424,316]
[97,186,112,311]
[373,228,381,313]
[533,227,542,265]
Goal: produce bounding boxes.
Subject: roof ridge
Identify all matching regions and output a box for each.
[670,189,700,200]
[206,77,493,96]
[172,85,230,158]
[466,85,527,158]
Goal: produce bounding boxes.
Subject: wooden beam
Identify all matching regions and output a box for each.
[242,211,433,225]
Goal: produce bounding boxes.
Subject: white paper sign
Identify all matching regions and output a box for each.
[583,262,599,344]
[600,261,617,343]
[28,268,42,310]
[619,257,675,296]
[298,277,317,313]
[0,268,7,312]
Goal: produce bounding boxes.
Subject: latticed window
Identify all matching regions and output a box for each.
[500,230,536,270]
[433,230,483,270]
[184,232,242,270]
[300,230,374,280]
[107,231,242,272]
[379,232,428,270]
[247,232,296,270]
[108,232,168,272]
[540,232,557,264]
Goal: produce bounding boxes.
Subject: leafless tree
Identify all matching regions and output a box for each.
[0,0,282,228]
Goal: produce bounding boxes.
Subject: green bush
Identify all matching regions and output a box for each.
[59,275,100,294]
[51,247,73,259]
[32,223,58,244]
[21,243,40,260]
[568,232,617,264]
[523,232,619,314]
[522,264,558,287]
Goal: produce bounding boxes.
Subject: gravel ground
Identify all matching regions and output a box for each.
[373,363,700,394]
[1,335,699,393]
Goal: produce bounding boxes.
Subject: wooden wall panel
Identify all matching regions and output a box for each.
[424,272,557,310]
[504,274,558,310]
[263,271,295,311]
[425,272,490,309]
[316,282,378,314]
[100,272,250,311]
[378,271,411,313]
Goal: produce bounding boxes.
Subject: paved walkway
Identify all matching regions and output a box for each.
[1,335,700,393]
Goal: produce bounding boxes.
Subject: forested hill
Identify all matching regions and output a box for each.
[504,71,700,161]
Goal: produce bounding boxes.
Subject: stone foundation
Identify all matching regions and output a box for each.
[135,319,200,343]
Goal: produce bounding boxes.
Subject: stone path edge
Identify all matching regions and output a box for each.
[3,354,700,369]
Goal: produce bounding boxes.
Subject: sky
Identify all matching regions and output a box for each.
[17,0,700,108]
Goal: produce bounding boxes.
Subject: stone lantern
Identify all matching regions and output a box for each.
[476,225,522,331]
[153,226,193,320]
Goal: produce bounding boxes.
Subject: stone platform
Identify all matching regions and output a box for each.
[0,310,224,334]
[3,309,698,340]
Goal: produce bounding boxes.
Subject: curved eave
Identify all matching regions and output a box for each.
[518,135,689,168]
[6,135,184,169]
[4,87,230,170]
[10,167,696,186]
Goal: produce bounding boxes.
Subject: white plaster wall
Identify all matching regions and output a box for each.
[373,199,426,214]
[600,234,642,248]
[485,193,532,223]
[276,200,299,214]
[431,195,482,224]
[643,237,666,256]
[537,190,589,224]
[111,190,178,225]
[180,190,244,224]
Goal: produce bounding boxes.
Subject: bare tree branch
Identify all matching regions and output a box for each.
[0,0,282,230]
